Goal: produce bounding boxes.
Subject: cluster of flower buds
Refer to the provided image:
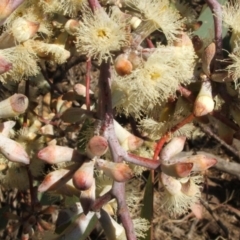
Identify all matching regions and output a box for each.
[0,94,30,165]
[159,136,217,216]
[37,133,134,214]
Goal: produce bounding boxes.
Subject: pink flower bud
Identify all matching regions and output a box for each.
[160,173,202,216]
[166,152,217,172]
[38,145,83,164]
[185,153,217,172]
[190,202,203,219]
[73,83,94,97]
[95,159,133,182]
[0,94,28,118]
[38,164,80,192]
[0,54,12,74]
[64,19,80,35]
[0,0,25,25]
[161,162,193,178]
[160,136,186,161]
[161,172,182,195]
[113,120,143,151]
[0,134,29,164]
[72,161,94,191]
[86,136,108,158]
[122,134,144,151]
[0,120,15,137]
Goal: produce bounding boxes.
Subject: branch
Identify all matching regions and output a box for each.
[205,0,223,70]
[198,122,240,161]
[98,61,137,240]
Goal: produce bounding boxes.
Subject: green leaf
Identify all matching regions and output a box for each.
[140,172,153,240]
[194,0,228,39]
[38,192,61,205]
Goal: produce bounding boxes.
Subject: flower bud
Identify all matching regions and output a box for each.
[180,176,202,197]
[0,120,15,137]
[128,51,143,69]
[73,83,94,97]
[0,0,25,25]
[202,42,216,76]
[0,134,29,164]
[12,18,39,43]
[72,160,94,191]
[38,145,83,164]
[98,209,126,240]
[190,202,203,219]
[114,54,133,76]
[161,162,193,178]
[0,54,12,74]
[130,16,141,30]
[160,172,182,195]
[160,173,202,216]
[169,152,217,172]
[95,159,133,182]
[86,136,108,158]
[113,119,143,151]
[185,153,217,172]
[0,94,28,118]
[64,19,80,35]
[193,80,214,117]
[160,136,186,161]
[38,164,80,192]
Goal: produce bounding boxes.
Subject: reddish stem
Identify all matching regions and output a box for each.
[146,38,155,48]
[153,113,195,161]
[88,0,101,11]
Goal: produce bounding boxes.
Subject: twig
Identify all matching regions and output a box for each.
[187,219,199,240]
[200,198,229,237]
[198,122,240,161]
[205,0,223,70]
[91,191,113,211]
[213,155,240,179]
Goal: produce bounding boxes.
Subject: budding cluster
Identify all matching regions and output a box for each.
[159,136,217,216]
